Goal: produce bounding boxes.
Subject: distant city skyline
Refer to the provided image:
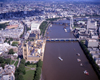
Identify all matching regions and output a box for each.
[0,0,100,2]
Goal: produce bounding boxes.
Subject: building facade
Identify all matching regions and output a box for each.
[22,40,46,62]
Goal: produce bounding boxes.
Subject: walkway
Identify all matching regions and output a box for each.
[17,58,21,68]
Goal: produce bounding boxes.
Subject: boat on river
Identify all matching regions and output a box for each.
[77,53,80,56]
[84,70,89,75]
[58,57,63,61]
[80,63,83,66]
[64,29,67,32]
[77,58,81,62]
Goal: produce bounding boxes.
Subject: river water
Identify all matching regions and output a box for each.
[42,20,99,80]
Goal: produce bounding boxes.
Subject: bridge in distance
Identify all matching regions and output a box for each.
[46,38,79,41]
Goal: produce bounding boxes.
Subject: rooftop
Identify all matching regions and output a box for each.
[6,25,18,29]
[29,33,36,38]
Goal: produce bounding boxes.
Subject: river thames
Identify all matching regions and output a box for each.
[42,19,99,80]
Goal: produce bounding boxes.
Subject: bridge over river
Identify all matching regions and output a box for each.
[46,38,79,41]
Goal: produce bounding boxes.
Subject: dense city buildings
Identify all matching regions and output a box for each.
[0,64,15,80]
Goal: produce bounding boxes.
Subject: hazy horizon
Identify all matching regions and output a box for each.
[0,0,100,2]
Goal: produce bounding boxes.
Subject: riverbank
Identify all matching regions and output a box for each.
[41,40,46,61]
[39,21,48,36]
[79,41,100,79]
[73,31,100,79]
[33,60,43,80]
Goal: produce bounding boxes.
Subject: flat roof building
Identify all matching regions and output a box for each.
[31,22,40,31]
[86,39,99,48]
[87,19,97,30]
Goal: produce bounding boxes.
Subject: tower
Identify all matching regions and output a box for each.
[70,15,73,31]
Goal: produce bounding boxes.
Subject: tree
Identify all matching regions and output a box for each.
[23,70,26,75]
[34,75,40,80]
[31,62,34,65]
[12,41,18,46]
[37,60,42,68]
[1,63,5,69]
[34,67,41,80]
[5,58,11,64]
[18,64,25,74]
[25,61,30,66]
[16,67,22,74]
[8,49,14,54]
[0,57,4,63]
[10,38,13,41]
[17,74,24,80]
[19,64,25,70]
[20,59,25,64]
[15,70,19,77]
[8,40,10,44]
[36,67,41,75]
